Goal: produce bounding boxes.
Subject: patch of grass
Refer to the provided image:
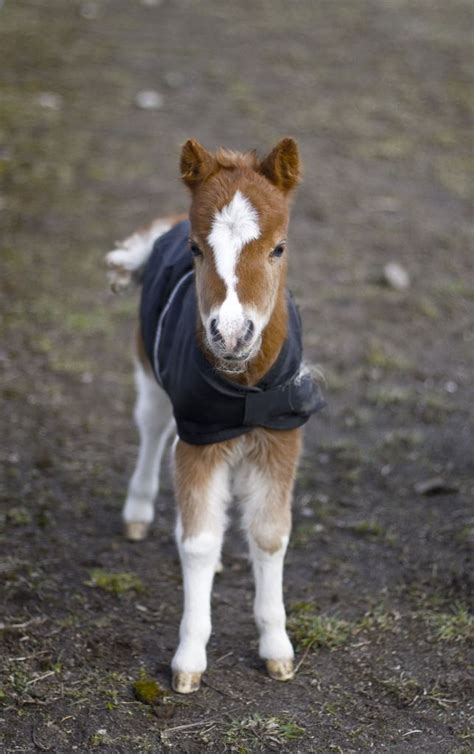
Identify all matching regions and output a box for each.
[349,520,396,545]
[290,600,401,654]
[65,309,111,334]
[85,569,144,595]
[4,507,32,526]
[427,604,474,643]
[49,354,96,376]
[381,673,422,707]
[350,520,387,540]
[323,368,345,392]
[366,342,411,372]
[416,295,440,320]
[381,673,458,710]
[435,154,473,200]
[292,522,324,547]
[288,603,351,651]
[419,393,453,423]
[357,603,400,633]
[319,438,363,466]
[382,428,424,449]
[90,729,114,748]
[367,386,453,423]
[367,385,413,407]
[225,714,305,749]
[456,524,474,546]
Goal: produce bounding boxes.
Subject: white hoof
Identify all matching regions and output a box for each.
[266,658,294,681]
[124,521,150,541]
[172,671,202,694]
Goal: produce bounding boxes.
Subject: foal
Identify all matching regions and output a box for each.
[106,138,323,694]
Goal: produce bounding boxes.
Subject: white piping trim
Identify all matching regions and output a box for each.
[153,270,194,383]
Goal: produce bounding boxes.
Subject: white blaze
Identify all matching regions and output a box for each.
[207,190,260,342]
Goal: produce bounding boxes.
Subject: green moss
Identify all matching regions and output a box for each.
[85,569,144,595]
[132,675,165,706]
[350,520,387,540]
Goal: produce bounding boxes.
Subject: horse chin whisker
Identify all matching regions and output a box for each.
[216,358,248,375]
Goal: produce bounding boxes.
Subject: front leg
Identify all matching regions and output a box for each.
[238,428,302,681]
[171,441,232,693]
[249,536,294,681]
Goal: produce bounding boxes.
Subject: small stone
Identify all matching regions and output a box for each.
[141,0,163,6]
[414,477,458,496]
[164,71,184,89]
[135,90,164,110]
[80,2,99,19]
[444,380,458,394]
[383,262,410,291]
[37,92,63,110]
[365,196,401,212]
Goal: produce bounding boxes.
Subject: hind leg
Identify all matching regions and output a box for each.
[122,362,173,541]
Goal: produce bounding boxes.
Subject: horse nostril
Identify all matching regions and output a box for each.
[210,318,222,342]
[243,319,255,343]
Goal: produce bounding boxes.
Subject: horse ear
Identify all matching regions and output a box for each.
[180,139,215,189]
[259,137,301,193]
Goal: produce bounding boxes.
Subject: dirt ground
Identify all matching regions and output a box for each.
[1,1,473,752]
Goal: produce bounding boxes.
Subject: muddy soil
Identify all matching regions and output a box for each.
[1,1,473,752]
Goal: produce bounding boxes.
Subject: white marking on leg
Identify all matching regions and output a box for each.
[172,464,230,674]
[122,363,173,526]
[249,536,294,661]
[236,462,294,662]
[207,191,260,342]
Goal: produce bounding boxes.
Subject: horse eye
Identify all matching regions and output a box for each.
[271,243,286,258]
[189,242,203,258]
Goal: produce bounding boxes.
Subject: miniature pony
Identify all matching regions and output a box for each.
[106,138,323,693]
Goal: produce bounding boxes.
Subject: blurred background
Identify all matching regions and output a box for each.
[1,1,472,752]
